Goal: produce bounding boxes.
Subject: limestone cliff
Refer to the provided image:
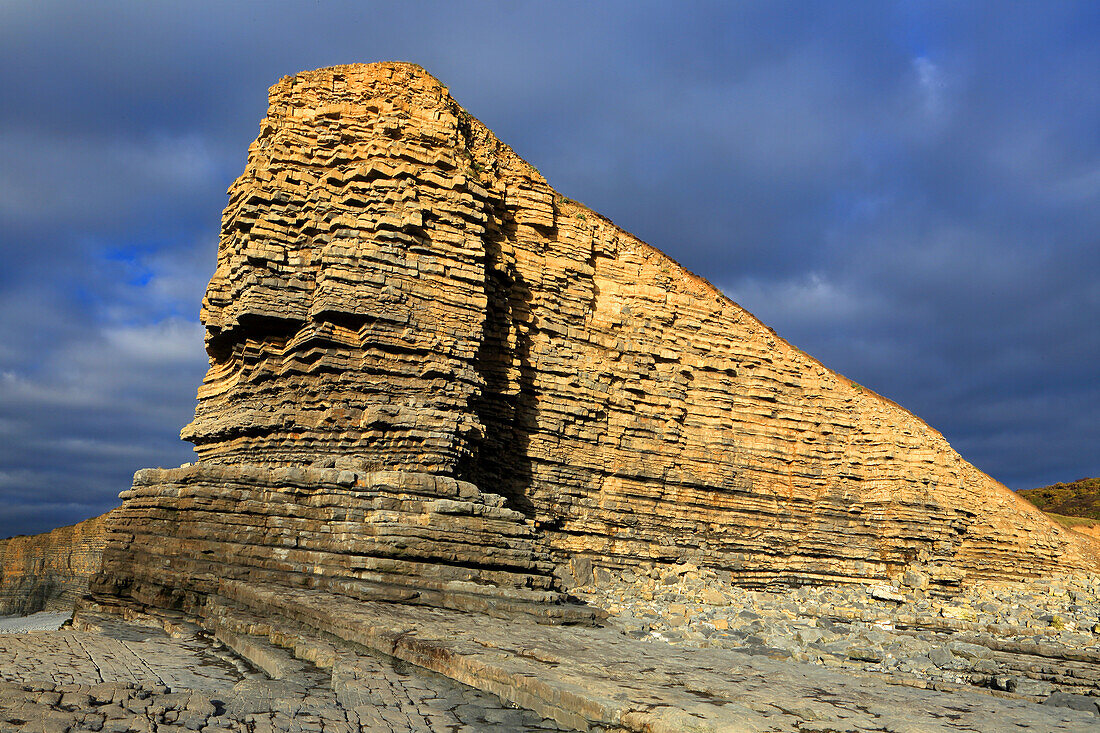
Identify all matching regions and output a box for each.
[91,63,1099,625]
[0,514,108,615]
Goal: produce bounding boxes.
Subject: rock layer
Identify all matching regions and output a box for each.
[93,62,1099,628]
[0,514,109,615]
[93,463,596,624]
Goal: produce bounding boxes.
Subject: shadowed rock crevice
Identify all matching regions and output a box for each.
[84,62,1098,638]
[458,217,538,519]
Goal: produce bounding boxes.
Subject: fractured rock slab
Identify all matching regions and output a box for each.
[178,580,1100,732]
[2,610,1097,732]
[0,618,572,732]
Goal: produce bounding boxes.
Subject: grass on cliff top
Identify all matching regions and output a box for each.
[1019,477,1100,520]
[1043,512,1100,531]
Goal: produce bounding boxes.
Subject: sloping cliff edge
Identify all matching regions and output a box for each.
[83,61,1098,629]
[0,513,110,616]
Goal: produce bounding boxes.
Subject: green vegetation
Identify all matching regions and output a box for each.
[1042,511,1100,530]
[1019,477,1100,520]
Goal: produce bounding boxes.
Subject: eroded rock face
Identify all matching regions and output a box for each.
[181,69,492,474]
[93,463,596,624]
[0,514,109,615]
[93,62,1099,625]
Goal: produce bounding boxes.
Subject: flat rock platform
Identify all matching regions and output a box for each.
[0,614,568,732]
[1,592,1097,732]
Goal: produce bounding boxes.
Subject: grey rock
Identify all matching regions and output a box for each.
[846,645,884,663]
[928,647,956,668]
[1043,691,1100,715]
[870,585,907,604]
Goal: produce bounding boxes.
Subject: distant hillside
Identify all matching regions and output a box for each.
[1019,478,1100,520]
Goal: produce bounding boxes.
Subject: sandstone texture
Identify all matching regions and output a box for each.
[0,514,109,616]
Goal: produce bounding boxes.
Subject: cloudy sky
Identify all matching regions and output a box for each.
[1,2,1098,538]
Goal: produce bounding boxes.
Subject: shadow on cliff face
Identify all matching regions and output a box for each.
[0,576,60,617]
[458,219,537,519]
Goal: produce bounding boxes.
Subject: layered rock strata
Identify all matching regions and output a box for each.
[93,62,1098,630]
[93,463,596,624]
[0,514,108,615]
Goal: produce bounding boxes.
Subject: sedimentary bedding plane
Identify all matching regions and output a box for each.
[94,62,1096,617]
[3,62,1098,732]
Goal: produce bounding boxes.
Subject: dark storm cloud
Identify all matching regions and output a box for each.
[1,1,1098,537]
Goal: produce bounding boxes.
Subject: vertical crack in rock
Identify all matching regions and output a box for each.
[85,62,1098,634]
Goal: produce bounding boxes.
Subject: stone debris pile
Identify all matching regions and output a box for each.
[577,565,1100,705]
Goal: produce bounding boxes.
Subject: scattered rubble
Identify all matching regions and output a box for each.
[578,563,1100,702]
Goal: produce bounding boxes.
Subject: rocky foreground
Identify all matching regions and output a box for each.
[1,590,1099,733]
[579,567,1100,705]
[0,614,568,733]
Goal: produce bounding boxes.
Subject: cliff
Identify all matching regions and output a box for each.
[90,63,1099,627]
[0,514,109,615]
